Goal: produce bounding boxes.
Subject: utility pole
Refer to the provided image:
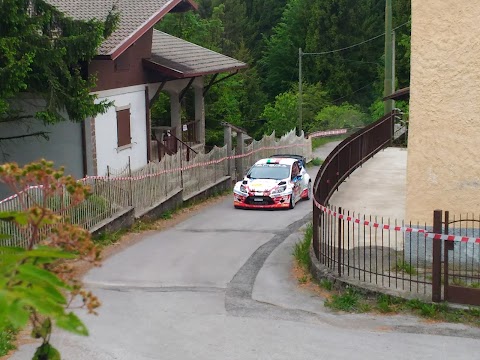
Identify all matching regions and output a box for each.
[384,0,394,114]
[298,48,303,135]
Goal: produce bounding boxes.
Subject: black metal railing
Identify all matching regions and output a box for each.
[310,112,436,295]
[313,112,395,205]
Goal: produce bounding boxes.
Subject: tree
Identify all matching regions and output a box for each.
[0,160,102,359]
[0,0,118,141]
[261,91,298,137]
[311,103,368,131]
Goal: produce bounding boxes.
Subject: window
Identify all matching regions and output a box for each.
[116,107,131,147]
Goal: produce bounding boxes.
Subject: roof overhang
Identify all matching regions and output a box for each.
[143,58,247,79]
[143,30,248,80]
[383,87,410,101]
[109,0,198,60]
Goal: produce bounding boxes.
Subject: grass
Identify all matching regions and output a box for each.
[0,324,18,357]
[293,223,313,270]
[311,135,347,150]
[323,285,480,324]
[394,261,417,275]
[325,287,363,312]
[310,157,323,167]
[292,244,480,325]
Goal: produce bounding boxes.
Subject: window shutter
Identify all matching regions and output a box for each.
[117,109,131,147]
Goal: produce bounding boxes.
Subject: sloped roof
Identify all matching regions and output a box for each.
[45,0,197,59]
[144,30,248,78]
[384,87,410,101]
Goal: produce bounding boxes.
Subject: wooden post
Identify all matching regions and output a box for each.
[235,132,245,180]
[432,209,442,302]
[224,126,232,177]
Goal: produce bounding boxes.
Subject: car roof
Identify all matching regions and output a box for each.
[254,157,296,166]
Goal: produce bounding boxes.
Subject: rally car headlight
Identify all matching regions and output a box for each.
[271,185,287,195]
[239,184,248,193]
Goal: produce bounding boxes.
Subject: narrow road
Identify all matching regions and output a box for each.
[10,144,480,359]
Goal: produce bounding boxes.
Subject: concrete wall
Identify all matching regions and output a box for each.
[406,1,480,223]
[0,98,83,198]
[94,85,148,175]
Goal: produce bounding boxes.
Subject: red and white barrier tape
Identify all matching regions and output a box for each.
[308,129,348,138]
[0,185,44,205]
[0,142,313,203]
[313,199,480,244]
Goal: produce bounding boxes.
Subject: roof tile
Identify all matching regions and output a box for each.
[45,0,174,56]
[148,30,247,76]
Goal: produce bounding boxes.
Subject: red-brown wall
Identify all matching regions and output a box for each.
[89,29,166,91]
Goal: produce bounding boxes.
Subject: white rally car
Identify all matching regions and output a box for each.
[233,156,312,209]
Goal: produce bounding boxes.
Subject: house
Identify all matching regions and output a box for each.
[405,1,480,223]
[0,0,247,192]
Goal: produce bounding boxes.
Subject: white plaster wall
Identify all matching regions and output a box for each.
[407,1,480,223]
[94,86,147,175]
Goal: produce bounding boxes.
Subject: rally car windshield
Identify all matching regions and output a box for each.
[247,164,290,180]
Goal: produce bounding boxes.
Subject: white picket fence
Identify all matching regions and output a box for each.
[0,129,312,247]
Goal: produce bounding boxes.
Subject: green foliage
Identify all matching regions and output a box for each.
[0,0,119,128]
[262,90,298,137]
[0,161,104,359]
[394,261,417,275]
[0,246,87,337]
[93,229,127,247]
[293,223,312,270]
[311,135,347,150]
[310,157,323,166]
[319,279,333,291]
[0,323,17,357]
[325,287,365,312]
[160,210,174,220]
[312,104,368,132]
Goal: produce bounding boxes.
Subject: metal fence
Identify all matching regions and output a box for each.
[312,111,480,305]
[317,206,432,298]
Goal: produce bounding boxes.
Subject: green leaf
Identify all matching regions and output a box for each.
[31,318,52,339]
[18,264,68,288]
[6,300,29,329]
[33,342,61,360]
[56,312,88,336]
[27,247,76,260]
[15,287,65,318]
[15,270,67,305]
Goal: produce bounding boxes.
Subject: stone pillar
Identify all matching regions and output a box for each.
[170,92,181,139]
[224,126,232,176]
[194,77,205,145]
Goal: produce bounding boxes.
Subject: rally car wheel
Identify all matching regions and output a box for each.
[289,195,295,209]
[306,181,312,200]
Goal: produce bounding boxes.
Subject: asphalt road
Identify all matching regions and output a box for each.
[10,146,480,360]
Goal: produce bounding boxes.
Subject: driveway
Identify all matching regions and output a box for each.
[10,145,480,360]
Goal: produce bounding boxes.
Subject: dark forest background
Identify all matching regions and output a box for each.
[153,0,411,146]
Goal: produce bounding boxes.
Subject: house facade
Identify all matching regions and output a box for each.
[0,0,247,196]
[406,0,480,223]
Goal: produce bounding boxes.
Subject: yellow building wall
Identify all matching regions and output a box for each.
[406,0,480,223]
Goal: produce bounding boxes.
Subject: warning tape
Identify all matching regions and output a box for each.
[0,142,312,204]
[0,129,346,205]
[308,129,348,138]
[313,199,480,244]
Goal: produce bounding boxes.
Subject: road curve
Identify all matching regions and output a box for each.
[9,146,480,360]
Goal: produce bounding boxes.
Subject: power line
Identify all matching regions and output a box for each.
[302,22,408,56]
[332,82,377,103]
